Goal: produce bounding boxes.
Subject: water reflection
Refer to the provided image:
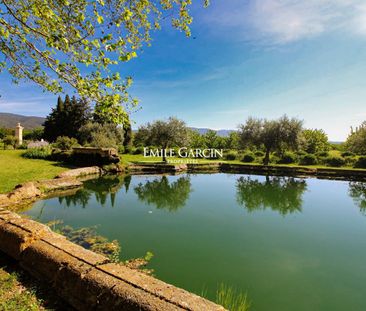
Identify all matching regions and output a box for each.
[134,176,192,212]
[236,176,307,215]
[58,175,131,208]
[348,181,366,215]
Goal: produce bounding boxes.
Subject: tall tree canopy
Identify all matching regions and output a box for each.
[43,95,91,141]
[134,117,189,161]
[238,115,303,165]
[0,0,208,123]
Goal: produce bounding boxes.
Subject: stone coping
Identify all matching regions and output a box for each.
[0,208,225,310]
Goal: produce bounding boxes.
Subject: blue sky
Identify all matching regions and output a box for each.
[1,0,366,141]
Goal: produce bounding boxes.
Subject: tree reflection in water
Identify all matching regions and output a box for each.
[58,175,132,208]
[236,176,307,215]
[348,181,366,215]
[134,176,192,212]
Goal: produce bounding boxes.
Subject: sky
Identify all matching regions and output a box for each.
[1,0,366,141]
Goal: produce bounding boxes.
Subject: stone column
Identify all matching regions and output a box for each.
[15,123,24,145]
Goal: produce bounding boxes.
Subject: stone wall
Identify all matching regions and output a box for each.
[0,208,225,311]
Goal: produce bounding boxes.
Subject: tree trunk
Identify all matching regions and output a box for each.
[264,148,270,166]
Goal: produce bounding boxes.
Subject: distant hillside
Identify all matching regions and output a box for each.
[0,113,45,129]
[189,127,235,137]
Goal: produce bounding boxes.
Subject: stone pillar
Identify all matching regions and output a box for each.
[15,123,24,145]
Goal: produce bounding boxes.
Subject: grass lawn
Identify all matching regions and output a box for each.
[0,150,69,194]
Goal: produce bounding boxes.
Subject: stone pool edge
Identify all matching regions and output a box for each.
[0,207,225,311]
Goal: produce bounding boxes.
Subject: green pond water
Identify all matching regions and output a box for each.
[25,173,366,311]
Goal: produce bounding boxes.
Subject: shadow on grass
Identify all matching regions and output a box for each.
[0,251,74,311]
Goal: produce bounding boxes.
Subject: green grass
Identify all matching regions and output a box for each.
[0,268,45,311]
[0,150,68,193]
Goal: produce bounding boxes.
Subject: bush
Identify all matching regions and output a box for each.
[341,151,355,157]
[299,154,317,165]
[132,146,144,155]
[277,152,297,164]
[225,151,237,161]
[316,151,329,157]
[254,150,264,157]
[2,135,17,149]
[53,136,79,150]
[342,156,356,167]
[354,156,366,168]
[241,153,255,163]
[324,156,346,167]
[22,147,52,159]
[28,140,50,149]
[269,154,280,164]
[78,122,123,149]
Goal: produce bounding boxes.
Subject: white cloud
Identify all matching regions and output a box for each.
[203,0,366,44]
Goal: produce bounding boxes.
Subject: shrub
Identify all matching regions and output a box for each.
[354,156,366,169]
[299,154,317,165]
[133,146,145,155]
[28,140,50,149]
[2,135,17,149]
[254,150,264,157]
[341,151,355,157]
[324,156,346,167]
[53,136,79,150]
[277,152,297,164]
[78,122,123,148]
[241,153,255,163]
[316,151,329,157]
[225,151,237,161]
[22,147,52,159]
[269,154,280,164]
[344,156,357,167]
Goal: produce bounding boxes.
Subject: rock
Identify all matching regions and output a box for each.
[56,166,102,179]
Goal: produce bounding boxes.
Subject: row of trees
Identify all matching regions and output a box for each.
[132,115,365,166]
[42,95,132,150]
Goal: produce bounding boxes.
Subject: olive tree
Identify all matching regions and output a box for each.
[134,117,189,161]
[0,0,208,124]
[238,115,303,165]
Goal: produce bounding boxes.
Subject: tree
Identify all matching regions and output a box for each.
[23,127,44,141]
[225,131,240,150]
[189,130,206,148]
[134,176,192,211]
[203,130,226,149]
[238,115,303,165]
[300,129,330,154]
[43,95,91,141]
[349,181,366,216]
[345,121,366,155]
[122,117,133,152]
[236,176,307,215]
[0,1,208,124]
[0,127,13,140]
[134,117,189,161]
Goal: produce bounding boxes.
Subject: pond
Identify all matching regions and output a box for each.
[24,173,366,311]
